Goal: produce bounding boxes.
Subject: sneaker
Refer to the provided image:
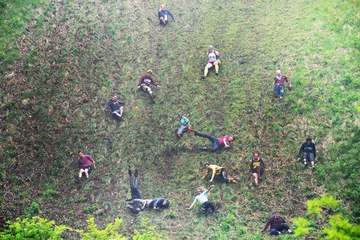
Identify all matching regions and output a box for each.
[278,231,281,235]
[194,131,198,136]
[128,169,132,176]
[215,72,219,76]
[279,96,283,99]
[303,160,307,165]
[134,170,138,177]
[288,229,292,234]
[201,75,206,79]
[176,133,181,138]
[312,167,316,172]
[259,176,262,180]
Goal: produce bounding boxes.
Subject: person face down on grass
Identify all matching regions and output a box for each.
[202,163,239,183]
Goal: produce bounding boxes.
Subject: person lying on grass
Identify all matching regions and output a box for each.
[105,95,125,119]
[78,151,96,180]
[126,170,169,214]
[248,152,265,185]
[187,185,215,213]
[194,131,235,152]
[176,112,192,138]
[202,163,240,183]
[202,45,221,79]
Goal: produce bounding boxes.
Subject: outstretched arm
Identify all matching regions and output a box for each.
[187,199,196,210]
[167,10,175,21]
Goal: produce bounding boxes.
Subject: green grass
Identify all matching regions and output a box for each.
[0,0,359,239]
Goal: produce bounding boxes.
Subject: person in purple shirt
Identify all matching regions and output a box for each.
[262,211,292,235]
[158,4,175,26]
[274,70,292,99]
[137,70,160,99]
[78,151,96,180]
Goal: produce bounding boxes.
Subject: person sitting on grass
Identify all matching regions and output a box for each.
[78,151,96,180]
[298,137,316,171]
[262,211,292,236]
[126,169,146,214]
[187,185,215,214]
[202,45,221,79]
[274,70,291,99]
[248,152,265,185]
[158,4,175,26]
[105,95,125,119]
[202,163,240,183]
[194,131,235,152]
[176,112,192,138]
[137,70,160,99]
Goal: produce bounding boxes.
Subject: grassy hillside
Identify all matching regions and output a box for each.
[1,0,359,239]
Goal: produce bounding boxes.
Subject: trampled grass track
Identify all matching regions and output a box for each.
[1,0,359,238]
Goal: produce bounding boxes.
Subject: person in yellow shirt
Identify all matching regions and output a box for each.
[248,152,265,185]
[202,163,239,183]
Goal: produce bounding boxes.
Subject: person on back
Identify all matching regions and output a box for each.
[158,4,175,26]
[126,169,146,214]
[78,151,96,180]
[187,185,215,214]
[176,112,192,138]
[202,163,239,183]
[202,45,221,79]
[105,95,125,119]
[194,131,235,152]
[137,70,160,99]
[298,138,316,171]
[274,70,291,99]
[262,211,292,235]
[248,152,265,185]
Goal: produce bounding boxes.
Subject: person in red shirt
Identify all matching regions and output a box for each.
[194,131,235,152]
[262,211,292,235]
[274,70,291,99]
[78,151,96,180]
[137,70,160,99]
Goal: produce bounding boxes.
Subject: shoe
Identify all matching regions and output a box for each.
[201,75,206,79]
[278,231,281,235]
[259,176,262,180]
[128,169,132,176]
[194,131,198,136]
[215,72,219,76]
[134,170,138,177]
[288,229,292,234]
[279,96,283,99]
[303,160,307,166]
[312,167,316,172]
[176,133,181,138]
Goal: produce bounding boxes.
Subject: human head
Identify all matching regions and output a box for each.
[253,152,259,160]
[112,95,118,100]
[204,162,210,169]
[229,136,235,142]
[197,187,205,194]
[163,200,170,208]
[78,151,84,157]
[274,211,280,218]
[178,112,183,118]
[306,138,312,143]
[146,69,153,76]
[208,45,214,52]
[276,70,281,76]
[160,4,166,10]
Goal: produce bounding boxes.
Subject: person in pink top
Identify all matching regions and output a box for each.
[194,131,235,152]
[78,151,96,180]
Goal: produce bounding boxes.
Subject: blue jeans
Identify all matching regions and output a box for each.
[302,152,314,162]
[274,84,284,97]
[177,126,189,136]
[130,176,142,199]
[196,132,219,151]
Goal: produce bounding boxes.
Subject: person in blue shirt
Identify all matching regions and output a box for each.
[158,4,175,26]
[176,112,192,138]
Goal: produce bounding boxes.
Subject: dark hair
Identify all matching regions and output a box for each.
[306,138,312,141]
[130,207,141,214]
[78,151,82,153]
[164,200,170,208]
[232,136,236,141]
[204,162,210,166]
[253,152,259,156]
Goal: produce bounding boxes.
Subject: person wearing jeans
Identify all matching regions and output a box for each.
[126,170,145,214]
[262,211,292,235]
[274,70,291,98]
[194,131,235,152]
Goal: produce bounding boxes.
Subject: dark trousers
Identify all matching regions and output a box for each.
[270,223,290,235]
[130,176,142,199]
[215,168,229,183]
[200,201,215,213]
[196,132,219,151]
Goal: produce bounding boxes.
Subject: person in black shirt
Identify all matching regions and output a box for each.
[298,138,316,170]
[105,95,125,119]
